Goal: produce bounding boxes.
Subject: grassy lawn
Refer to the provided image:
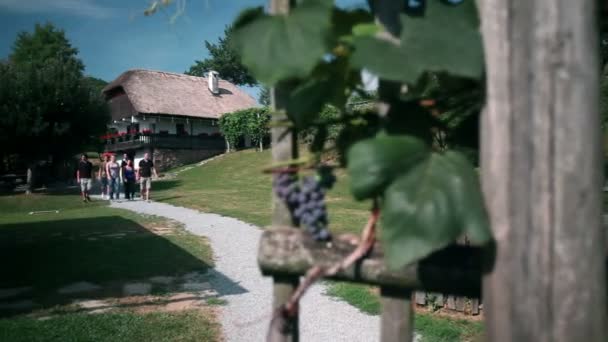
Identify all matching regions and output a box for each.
[153,149,484,341]
[326,283,483,342]
[0,191,218,341]
[0,310,218,342]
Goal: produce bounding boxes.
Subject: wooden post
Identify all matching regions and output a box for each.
[268,1,298,341]
[380,287,414,342]
[479,0,607,341]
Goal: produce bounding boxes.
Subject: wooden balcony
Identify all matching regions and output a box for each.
[104,134,226,152]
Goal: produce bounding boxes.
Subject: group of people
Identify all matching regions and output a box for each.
[76,152,158,203]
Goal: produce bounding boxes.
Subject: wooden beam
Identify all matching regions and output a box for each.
[258,228,483,297]
[480,0,607,341]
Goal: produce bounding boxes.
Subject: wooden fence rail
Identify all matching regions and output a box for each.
[258,228,483,297]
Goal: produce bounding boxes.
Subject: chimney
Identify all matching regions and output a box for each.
[208,71,219,95]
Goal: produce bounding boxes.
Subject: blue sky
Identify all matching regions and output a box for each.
[0,0,368,100]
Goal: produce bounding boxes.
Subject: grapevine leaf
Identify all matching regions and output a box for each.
[286,58,353,127]
[231,0,333,85]
[331,8,373,40]
[286,76,334,127]
[380,151,490,270]
[351,0,483,83]
[232,6,265,29]
[346,135,430,200]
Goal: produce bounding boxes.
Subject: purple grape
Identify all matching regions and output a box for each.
[271,168,335,241]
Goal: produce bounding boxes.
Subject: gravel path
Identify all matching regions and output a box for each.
[107,199,397,342]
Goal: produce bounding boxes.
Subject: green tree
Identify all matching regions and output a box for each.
[10,23,84,71]
[0,23,109,189]
[185,26,257,86]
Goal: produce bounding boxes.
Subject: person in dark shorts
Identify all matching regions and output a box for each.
[76,154,93,202]
[121,153,130,199]
[122,159,137,200]
[137,152,157,202]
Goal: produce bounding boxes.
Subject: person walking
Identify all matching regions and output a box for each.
[122,159,137,200]
[137,152,157,202]
[106,155,121,200]
[121,153,130,199]
[98,154,109,199]
[76,154,93,203]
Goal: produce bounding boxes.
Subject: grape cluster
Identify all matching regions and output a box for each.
[273,168,336,241]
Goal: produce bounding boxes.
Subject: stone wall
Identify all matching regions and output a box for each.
[152,148,223,171]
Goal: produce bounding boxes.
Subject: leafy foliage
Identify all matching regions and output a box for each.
[0,23,109,163]
[380,150,489,269]
[351,0,483,83]
[218,107,271,151]
[231,0,333,85]
[231,0,491,269]
[186,26,257,86]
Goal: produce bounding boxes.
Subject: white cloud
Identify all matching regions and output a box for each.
[0,0,116,19]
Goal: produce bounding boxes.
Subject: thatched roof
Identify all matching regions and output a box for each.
[102,69,257,119]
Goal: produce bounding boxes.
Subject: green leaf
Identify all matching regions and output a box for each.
[231,0,333,85]
[332,8,373,38]
[286,58,353,127]
[346,135,430,200]
[351,0,483,83]
[232,7,265,29]
[380,151,490,270]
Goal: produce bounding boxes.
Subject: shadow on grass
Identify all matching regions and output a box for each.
[0,216,245,317]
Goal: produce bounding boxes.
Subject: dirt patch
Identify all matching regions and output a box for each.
[148,227,174,235]
[72,299,112,314]
[415,305,485,322]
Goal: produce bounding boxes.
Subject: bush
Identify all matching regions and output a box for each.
[219,107,270,151]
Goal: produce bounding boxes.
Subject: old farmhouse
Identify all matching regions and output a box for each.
[101,69,257,170]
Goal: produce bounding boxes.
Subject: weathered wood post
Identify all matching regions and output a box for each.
[268,1,299,341]
[479,0,607,341]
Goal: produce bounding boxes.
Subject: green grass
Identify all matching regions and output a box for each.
[205,298,228,306]
[0,191,218,340]
[0,310,218,342]
[0,192,212,299]
[325,283,380,315]
[326,283,483,341]
[153,149,370,234]
[151,148,483,341]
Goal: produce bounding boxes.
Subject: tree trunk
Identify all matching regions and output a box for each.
[479,0,606,341]
[259,139,264,152]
